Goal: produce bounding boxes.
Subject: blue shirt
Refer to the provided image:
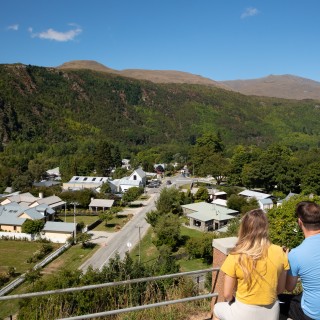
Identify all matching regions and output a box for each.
[288,233,320,319]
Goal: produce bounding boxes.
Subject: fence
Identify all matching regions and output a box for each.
[0,242,70,297]
[0,267,220,320]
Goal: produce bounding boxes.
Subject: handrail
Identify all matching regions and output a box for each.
[0,267,218,301]
[57,293,218,320]
[1,267,219,320]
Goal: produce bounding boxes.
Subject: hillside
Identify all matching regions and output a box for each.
[58,60,320,100]
[58,60,228,89]
[1,63,320,152]
[221,75,320,100]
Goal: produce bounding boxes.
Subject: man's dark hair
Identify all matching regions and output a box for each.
[296,201,320,230]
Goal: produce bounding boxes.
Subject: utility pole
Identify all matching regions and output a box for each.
[136,225,142,263]
[70,201,79,244]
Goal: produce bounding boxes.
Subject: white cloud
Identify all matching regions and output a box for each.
[30,24,82,42]
[241,7,259,19]
[7,24,19,31]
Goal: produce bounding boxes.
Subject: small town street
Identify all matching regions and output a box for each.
[79,175,193,272]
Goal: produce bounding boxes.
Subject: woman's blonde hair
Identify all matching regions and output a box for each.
[231,209,270,287]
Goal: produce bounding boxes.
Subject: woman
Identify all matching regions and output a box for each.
[213,209,289,320]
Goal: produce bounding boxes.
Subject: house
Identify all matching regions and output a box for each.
[211,198,228,207]
[62,176,110,191]
[1,192,39,207]
[89,199,114,212]
[18,204,55,221]
[42,221,75,243]
[182,202,239,232]
[0,204,26,232]
[46,167,61,180]
[29,195,66,212]
[277,192,298,207]
[239,190,272,200]
[258,198,274,211]
[112,168,146,192]
[121,159,131,170]
[33,180,61,188]
[208,189,227,200]
[239,190,273,211]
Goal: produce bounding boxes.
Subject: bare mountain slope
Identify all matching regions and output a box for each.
[57,60,228,89]
[58,60,119,74]
[57,61,320,100]
[221,75,320,100]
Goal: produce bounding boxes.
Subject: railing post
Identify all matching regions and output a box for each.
[211,237,237,316]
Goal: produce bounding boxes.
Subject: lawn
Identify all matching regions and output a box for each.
[93,214,133,232]
[58,215,99,225]
[0,240,60,275]
[181,225,206,239]
[130,227,158,264]
[0,242,99,319]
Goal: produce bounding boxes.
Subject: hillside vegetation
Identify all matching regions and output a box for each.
[1,63,320,151]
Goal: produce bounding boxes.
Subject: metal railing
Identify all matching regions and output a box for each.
[1,267,220,320]
[0,242,70,297]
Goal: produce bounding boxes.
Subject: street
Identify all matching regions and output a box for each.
[79,174,193,272]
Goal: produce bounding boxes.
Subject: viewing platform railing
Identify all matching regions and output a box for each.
[0,267,220,320]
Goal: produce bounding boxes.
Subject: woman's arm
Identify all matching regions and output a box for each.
[223,274,237,302]
[277,270,287,294]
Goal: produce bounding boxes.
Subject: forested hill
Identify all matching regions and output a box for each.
[1,63,320,151]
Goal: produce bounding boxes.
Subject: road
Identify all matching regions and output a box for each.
[80,192,159,272]
[80,175,193,272]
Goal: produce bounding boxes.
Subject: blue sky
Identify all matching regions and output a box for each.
[1,0,320,82]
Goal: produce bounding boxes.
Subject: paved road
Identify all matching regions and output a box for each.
[80,192,159,272]
[79,175,193,272]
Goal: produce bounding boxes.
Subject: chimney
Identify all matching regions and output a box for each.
[39,192,44,199]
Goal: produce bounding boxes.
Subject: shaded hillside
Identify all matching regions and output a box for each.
[1,63,320,151]
[221,75,320,101]
[58,60,228,89]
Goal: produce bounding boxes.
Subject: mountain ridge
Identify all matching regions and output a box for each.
[57,60,320,101]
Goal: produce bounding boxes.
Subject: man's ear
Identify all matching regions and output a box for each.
[298,218,303,228]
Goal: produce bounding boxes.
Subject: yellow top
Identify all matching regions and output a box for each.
[221,244,289,305]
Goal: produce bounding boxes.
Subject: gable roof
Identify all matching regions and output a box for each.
[239,190,271,200]
[182,202,238,222]
[1,192,39,205]
[259,198,273,205]
[89,199,114,208]
[29,195,66,209]
[69,176,109,183]
[43,221,75,233]
[211,199,227,206]
[130,168,146,179]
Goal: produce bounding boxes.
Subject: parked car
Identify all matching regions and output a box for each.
[166,180,172,185]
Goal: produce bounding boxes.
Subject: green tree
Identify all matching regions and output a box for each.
[155,187,182,215]
[22,219,45,235]
[202,153,230,185]
[228,145,259,186]
[100,182,112,194]
[122,187,144,203]
[267,194,313,249]
[226,194,248,212]
[95,140,113,176]
[300,162,320,195]
[25,268,41,287]
[194,186,209,202]
[153,213,181,251]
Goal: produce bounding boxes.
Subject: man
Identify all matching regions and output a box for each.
[279,201,320,320]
